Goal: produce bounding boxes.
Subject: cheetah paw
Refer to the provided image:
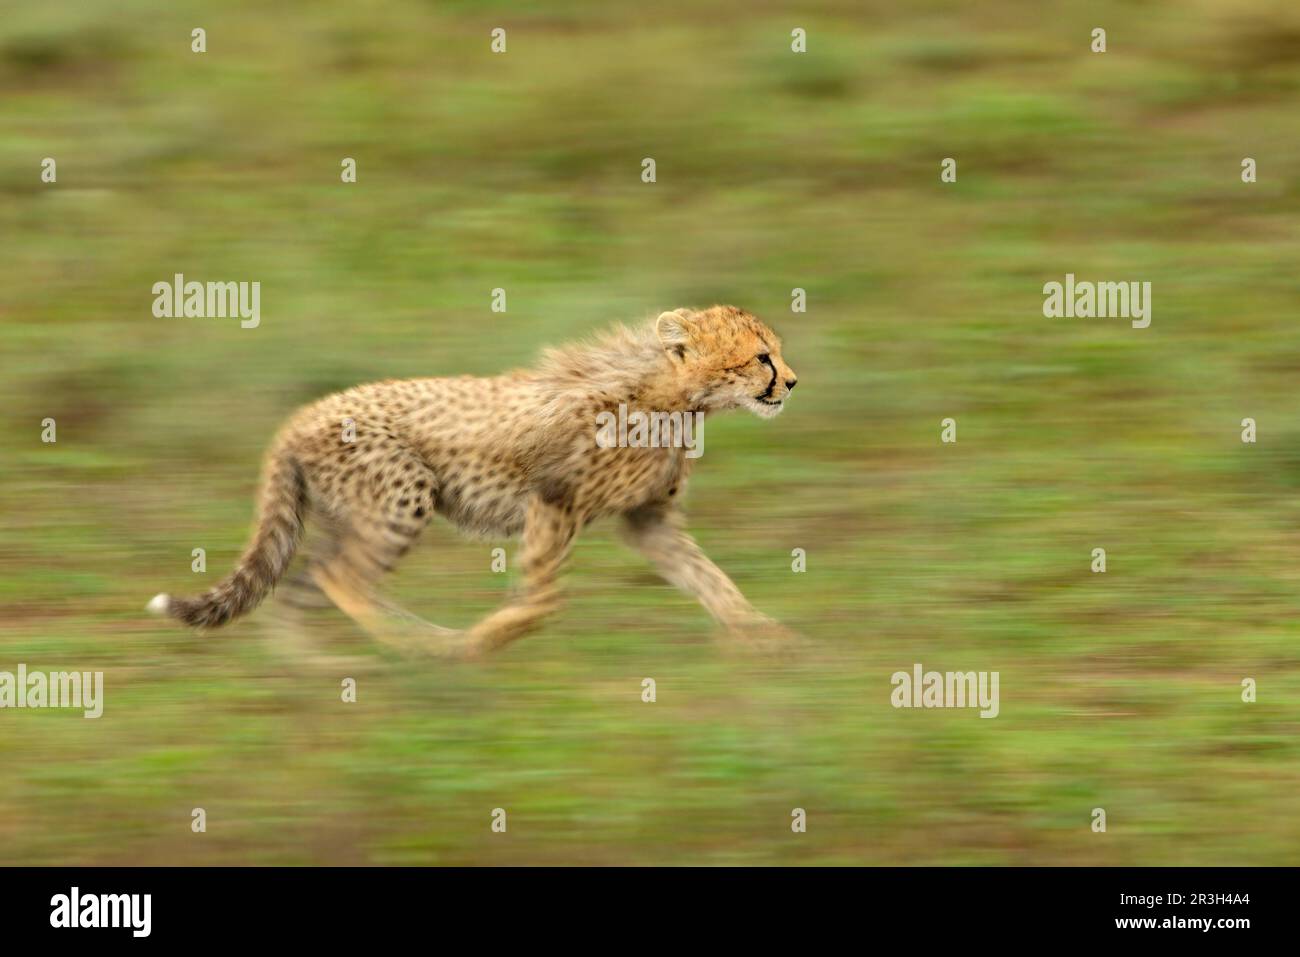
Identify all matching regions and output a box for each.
[722,615,806,655]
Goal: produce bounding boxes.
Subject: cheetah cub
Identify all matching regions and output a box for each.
[148,305,799,658]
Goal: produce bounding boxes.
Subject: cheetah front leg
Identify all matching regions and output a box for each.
[621,505,795,646]
[455,496,577,658]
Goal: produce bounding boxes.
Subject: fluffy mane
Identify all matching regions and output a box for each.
[532,319,678,409]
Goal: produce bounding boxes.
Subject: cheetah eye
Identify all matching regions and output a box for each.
[756,353,772,367]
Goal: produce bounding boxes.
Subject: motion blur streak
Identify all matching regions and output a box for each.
[2,0,1299,864]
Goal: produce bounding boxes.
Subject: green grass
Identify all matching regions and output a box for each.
[2,0,1300,864]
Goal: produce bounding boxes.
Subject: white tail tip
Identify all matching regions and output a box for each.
[146,593,171,615]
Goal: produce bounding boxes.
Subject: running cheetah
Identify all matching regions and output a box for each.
[147,305,799,658]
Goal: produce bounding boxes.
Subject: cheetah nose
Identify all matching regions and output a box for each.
[784,378,797,392]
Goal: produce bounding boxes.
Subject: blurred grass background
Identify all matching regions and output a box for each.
[2,0,1300,864]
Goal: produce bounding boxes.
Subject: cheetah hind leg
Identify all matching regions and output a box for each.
[261,523,451,669]
[261,572,383,673]
[307,529,473,659]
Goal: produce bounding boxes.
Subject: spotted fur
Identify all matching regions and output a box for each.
[149,305,799,656]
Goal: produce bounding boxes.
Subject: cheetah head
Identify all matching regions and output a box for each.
[655,305,798,419]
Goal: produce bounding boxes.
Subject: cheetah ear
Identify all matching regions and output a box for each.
[656,310,695,360]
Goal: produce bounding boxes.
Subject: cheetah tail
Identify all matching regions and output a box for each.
[147,448,307,628]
